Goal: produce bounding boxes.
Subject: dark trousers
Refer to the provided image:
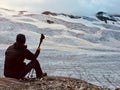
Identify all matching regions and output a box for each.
[5,60,43,79]
[19,60,43,79]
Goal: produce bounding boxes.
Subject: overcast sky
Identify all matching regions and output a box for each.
[0,0,119,16]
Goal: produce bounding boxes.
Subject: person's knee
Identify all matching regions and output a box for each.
[32,60,40,66]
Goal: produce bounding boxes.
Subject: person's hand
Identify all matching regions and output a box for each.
[37,47,40,51]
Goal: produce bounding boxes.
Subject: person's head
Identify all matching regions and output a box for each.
[16,34,26,44]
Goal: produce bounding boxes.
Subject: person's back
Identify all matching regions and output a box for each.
[4,42,27,78]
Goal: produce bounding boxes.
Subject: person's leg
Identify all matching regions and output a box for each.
[4,71,21,79]
[19,60,43,79]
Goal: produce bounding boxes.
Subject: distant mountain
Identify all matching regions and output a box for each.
[96,11,119,23]
[82,16,98,22]
[113,14,120,17]
[42,11,120,24]
[42,11,81,19]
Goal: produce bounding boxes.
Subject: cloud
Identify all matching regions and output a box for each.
[0,0,45,11]
[0,0,120,16]
[77,0,120,15]
[38,0,79,14]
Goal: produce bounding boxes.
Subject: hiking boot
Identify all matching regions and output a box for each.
[42,73,47,77]
[37,72,47,79]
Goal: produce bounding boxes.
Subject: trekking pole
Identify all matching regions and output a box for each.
[30,34,45,78]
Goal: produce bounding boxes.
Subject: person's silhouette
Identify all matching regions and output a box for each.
[4,34,47,79]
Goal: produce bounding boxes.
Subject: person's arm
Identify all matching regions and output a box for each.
[24,48,40,60]
[34,47,40,58]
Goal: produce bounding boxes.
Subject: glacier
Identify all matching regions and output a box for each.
[0,8,120,89]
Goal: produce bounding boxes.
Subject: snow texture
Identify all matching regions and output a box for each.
[0,8,120,89]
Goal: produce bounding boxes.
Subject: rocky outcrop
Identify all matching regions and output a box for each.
[42,11,81,19]
[0,76,111,90]
[42,11,57,16]
[96,11,117,23]
[46,20,54,24]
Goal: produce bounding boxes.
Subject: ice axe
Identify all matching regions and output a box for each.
[38,34,45,48]
[28,34,45,78]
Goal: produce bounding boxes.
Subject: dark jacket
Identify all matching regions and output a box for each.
[4,42,40,77]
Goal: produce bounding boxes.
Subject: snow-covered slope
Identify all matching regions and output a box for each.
[0,8,120,89]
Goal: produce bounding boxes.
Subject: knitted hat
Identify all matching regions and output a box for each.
[16,34,26,44]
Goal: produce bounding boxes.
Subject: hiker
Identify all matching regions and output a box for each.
[4,34,47,79]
